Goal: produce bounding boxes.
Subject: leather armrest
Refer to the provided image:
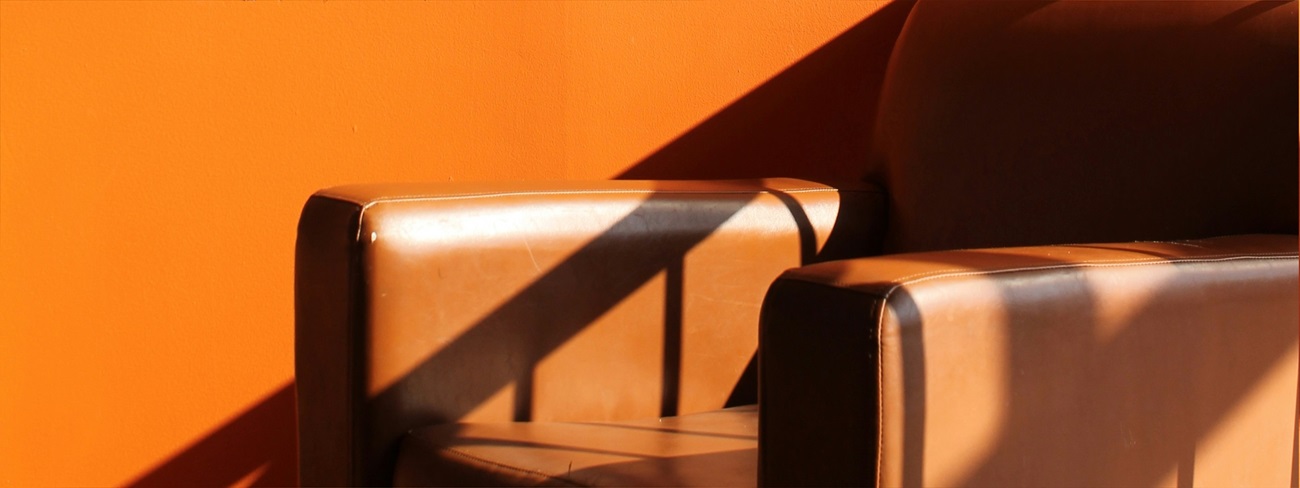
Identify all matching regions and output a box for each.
[759,234,1298,487]
[296,178,884,486]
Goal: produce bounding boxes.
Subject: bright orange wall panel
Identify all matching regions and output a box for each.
[0,1,902,485]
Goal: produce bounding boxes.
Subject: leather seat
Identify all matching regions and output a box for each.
[295,1,1297,486]
[396,406,756,486]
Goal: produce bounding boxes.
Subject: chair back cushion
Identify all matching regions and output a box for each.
[868,1,1297,252]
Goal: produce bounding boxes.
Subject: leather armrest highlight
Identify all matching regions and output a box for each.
[759,234,1299,487]
[296,178,884,486]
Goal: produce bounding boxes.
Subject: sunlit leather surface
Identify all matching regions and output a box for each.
[395,405,757,487]
[296,179,883,486]
[297,1,1298,486]
[761,235,1299,487]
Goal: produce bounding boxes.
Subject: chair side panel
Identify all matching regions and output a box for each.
[295,196,365,486]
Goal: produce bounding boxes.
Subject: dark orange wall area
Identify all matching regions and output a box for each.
[0,2,910,485]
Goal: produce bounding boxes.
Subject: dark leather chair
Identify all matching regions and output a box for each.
[296,1,1297,486]
[759,2,1297,486]
[297,179,885,486]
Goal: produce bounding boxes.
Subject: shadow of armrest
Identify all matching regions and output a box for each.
[759,234,1299,487]
[295,178,885,486]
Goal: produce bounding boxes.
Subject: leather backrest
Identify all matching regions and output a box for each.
[868,1,1297,253]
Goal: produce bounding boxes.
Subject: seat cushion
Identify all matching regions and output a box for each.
[395,406,757,487]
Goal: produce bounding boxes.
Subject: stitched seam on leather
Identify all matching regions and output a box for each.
[880,254,1298,297]
[777,254,1297,294]
[875,296,887,488]
[435,445,585,487]
[347,187,843,241]
[316,186,843,207]
[1148,240,1209,248]
[885,253,1297,285]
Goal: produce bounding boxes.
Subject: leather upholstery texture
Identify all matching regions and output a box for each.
[295,179,884,486]
[395,405,757,487]
[866,0,1298,253]
[760,234,1299,487]
[297,1,1298,486]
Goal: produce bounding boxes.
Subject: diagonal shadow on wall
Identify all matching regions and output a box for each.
[616,0,913,184]
[126,1,1300,485]
[124,3,915,486]
[125,383,298,487]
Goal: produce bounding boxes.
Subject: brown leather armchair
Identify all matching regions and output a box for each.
[296,1,1297,486]
[297,179,885,486]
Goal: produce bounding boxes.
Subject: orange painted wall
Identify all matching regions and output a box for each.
[0,1,906,485]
